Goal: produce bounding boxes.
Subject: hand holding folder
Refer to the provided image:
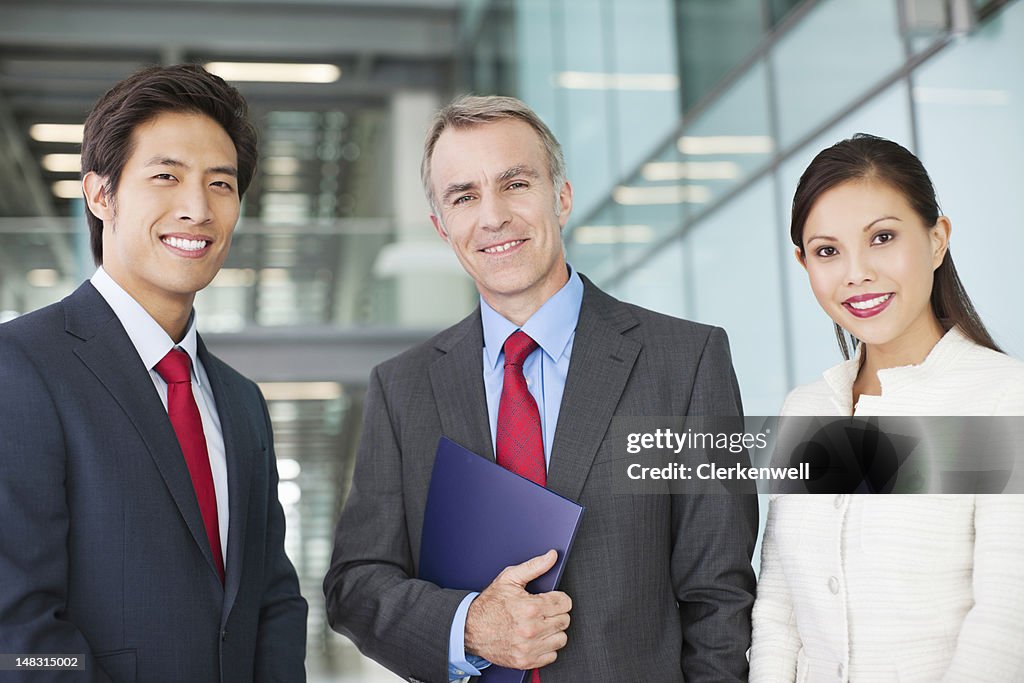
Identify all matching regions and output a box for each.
[420,437,585,682]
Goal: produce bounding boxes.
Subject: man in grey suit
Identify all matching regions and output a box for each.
[324,95,757,682]
[0,65,306,681]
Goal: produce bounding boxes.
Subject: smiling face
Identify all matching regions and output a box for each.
[84,111,240,329]
[799,177,950,357]
[428,118,572,323]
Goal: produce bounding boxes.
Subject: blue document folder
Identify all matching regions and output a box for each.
[420,437,585,683]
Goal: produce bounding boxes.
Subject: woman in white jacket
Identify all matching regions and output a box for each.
[749,134,1024,682]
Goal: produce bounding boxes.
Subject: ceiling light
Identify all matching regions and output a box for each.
[263,156,302,175]
[277,458,302,480]
[372,241,465,277]
[642,161,741,181]
[27,269,61,287]
[205,62,341,83]
[258,381,344,401]
[51,180,83,199]
[41,153,82,173]
[211,268,258,288]
[677,135,774,155]
[613,185,711,205]
[554,71,679,91]
[30,123,84,143]
[573,225,654,245]
[278,481,301,506]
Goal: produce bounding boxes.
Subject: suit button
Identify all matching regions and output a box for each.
[221,629,228,641]
[828,576,840,594]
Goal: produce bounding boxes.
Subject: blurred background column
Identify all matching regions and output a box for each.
[379,89,475,327]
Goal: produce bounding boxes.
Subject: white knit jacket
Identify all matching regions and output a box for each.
[750,327,1024,682]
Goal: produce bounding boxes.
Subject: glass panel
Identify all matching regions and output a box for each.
[772,0,904,148]
[678,0,764,109]
[613,235,688,318]
[913,0,1024,358]
[686,175,788,414]
[468,0,517,95]
[680,59,774,205]
[617,139,689,266]
[556,0,615,218]
[566,201,623,285]
[515,0,558,121]
[770,0,808,26]
[0,221,82,321]
[776,79,913,387]
[610,0,681,178]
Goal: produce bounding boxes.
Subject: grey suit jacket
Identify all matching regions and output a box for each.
[0,282,307,682]
[324,276,757,682]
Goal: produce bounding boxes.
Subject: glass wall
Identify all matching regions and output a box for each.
[470,0,681,219]
[506,0,1024,412]
[913,1,1024,359]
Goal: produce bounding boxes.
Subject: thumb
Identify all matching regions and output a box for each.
[500,549,558,588]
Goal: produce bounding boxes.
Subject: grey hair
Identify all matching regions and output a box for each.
[421,94,567,215]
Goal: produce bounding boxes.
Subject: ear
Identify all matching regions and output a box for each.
[931,216,951,269]
[82,171,114,222]
[794,246,808,271]
[557,180,574,229]
[430,214,449,243]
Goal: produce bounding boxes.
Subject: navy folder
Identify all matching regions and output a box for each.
[419,436,585,683]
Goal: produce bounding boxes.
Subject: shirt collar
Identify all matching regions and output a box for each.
[481,265,584,370]
[90,266,201,383]
[822,325,972,407]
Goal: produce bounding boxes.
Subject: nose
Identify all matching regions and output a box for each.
[844,247,876,286]
[477,189,511,231]
[176,181,214,225]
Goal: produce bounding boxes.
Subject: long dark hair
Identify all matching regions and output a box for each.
[790,133,1000,359]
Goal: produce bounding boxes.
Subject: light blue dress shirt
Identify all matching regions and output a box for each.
[447,268,584,680]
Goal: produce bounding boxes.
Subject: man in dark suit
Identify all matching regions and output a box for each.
[324,95,757,682]
[0,65,307,682]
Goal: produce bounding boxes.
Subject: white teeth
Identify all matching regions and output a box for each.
[483,240,523,254]
[163,236,207,251]
[848,293,892,310]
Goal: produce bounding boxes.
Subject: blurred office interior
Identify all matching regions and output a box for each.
[1,0,1021,679]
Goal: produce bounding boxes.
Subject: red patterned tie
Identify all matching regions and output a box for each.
[495,331,545,683]
[155,348,225,583]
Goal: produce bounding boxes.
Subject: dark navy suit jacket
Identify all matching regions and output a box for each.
[0,282,307,682]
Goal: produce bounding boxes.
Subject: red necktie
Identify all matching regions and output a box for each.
[495,331,545,683]
[155,348,225,583]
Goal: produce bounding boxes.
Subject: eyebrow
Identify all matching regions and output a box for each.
[805,215,901,245]
[498,165,540,182]
[143,156,238,177]
[441,165,542,205]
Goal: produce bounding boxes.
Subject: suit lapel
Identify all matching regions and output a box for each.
[67,283,223,586]
[199,339,254,620]
[428,309,494,461]
[547,280,640,501]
